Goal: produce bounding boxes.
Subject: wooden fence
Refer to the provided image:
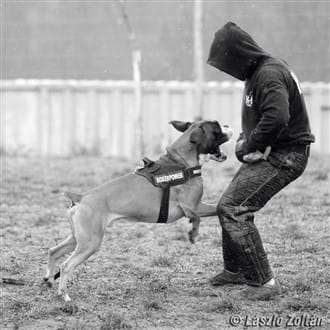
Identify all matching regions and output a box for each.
[1,79,329,157]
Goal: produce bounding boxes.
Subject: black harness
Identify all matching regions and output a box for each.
[135,156,202,223]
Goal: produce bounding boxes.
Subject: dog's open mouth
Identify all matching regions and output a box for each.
[210,146,227,162]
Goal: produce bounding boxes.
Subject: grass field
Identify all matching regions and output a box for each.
[1,153,329,329]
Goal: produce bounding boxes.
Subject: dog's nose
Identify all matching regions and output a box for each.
[222,126,233,140]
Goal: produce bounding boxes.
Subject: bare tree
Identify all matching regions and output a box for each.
[114,0,144,157]
[194,0,204,119]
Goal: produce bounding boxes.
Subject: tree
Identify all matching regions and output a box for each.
[194,0,204,119]
[114,0,144,157]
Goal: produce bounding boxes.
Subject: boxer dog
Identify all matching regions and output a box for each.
[44,120,233,301]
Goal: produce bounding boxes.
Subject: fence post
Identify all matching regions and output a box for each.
[63,86,74,155]
[88,87,98,153]
[158,84,169,150]
[37,86,51,155]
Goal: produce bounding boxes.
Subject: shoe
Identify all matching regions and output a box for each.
[239,281,281,300]
[210,270,254,286]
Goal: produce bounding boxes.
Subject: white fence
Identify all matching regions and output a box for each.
[1,79,330,157]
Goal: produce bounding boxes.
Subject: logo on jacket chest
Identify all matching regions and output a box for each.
[245,91,253,107]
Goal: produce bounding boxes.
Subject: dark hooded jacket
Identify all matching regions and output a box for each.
[207,22,315,151]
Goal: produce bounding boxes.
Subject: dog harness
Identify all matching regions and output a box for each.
[135,156,202,223]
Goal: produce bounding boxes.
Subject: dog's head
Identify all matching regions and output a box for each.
[169,120,233,161]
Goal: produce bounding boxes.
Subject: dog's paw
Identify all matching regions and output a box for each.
[60,302,78,314]
[42,277,53,288]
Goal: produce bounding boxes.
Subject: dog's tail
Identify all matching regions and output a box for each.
[63,191,83,204]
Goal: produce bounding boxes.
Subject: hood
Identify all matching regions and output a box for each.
[207,22,269,81]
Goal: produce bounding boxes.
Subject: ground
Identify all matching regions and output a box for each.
[0,153,329,330]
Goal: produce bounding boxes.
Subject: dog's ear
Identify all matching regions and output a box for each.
[189,127,205,145]
[169,120,192,132]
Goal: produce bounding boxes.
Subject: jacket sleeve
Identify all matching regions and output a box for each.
[246,78,290,150]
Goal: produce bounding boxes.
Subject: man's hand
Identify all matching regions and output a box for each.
[235,132,271,163]
[243,146,272,163]
[235,134,251,162]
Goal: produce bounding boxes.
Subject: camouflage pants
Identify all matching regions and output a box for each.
[217,148,309,285]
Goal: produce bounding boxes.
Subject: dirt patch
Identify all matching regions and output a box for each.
[1,154,329,329]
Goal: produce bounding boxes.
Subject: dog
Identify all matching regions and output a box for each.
[44,120,233,302]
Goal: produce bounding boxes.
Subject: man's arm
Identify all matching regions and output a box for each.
[246,79,290,151]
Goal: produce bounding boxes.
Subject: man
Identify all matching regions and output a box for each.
[207,22,315,300]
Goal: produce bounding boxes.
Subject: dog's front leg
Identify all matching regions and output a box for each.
[187,203,217,243]
[194,202,217,218]
[188,216,201,244]
[177,204,201,244]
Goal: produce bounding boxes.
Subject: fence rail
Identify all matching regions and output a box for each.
[1,79,330,157]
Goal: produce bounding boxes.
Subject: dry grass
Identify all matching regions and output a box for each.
[0,153,329,329]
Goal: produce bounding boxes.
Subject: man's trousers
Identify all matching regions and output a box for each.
[217,147,309,285]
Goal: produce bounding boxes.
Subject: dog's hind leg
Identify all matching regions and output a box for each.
[58,237,103,302]
[44,234,76,287]
[57,209,105,302]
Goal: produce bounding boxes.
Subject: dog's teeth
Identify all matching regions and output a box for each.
[200,154,210,164]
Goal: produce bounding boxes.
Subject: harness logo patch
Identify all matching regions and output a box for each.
[155,171,184,184]
[245,92,253,107]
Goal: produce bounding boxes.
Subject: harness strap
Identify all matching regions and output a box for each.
[136,158,202,224]
[157,185,171,223]
[156,166,201,223]
[153,165,202,186]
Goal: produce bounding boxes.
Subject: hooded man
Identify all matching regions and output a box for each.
[207,22,314,300]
